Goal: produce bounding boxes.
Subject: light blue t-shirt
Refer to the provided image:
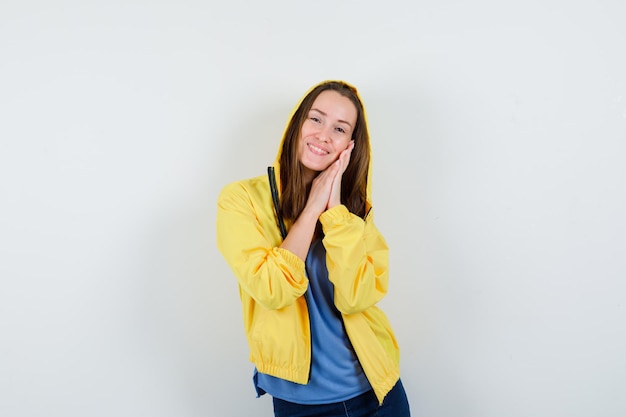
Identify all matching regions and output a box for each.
[255,238,371,404]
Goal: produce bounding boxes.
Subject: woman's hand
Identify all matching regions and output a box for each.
[302,140,354,218]
[302,161,339,218]
[283,160,340,260]
[328,140,354,209]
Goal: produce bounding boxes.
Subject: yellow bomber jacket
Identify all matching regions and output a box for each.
[216,173,401,404]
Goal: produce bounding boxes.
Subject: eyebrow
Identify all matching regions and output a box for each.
[310,108,353,128]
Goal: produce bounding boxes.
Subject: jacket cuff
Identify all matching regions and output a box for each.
[320,204,352,227]
[276,247,306,275]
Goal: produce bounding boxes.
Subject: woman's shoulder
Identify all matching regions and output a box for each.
[218,174,271,203]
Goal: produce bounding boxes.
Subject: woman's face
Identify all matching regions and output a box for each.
[298,90,357,183]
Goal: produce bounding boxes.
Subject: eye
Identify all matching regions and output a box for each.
[309,116,321,123]
[335,126,346,133]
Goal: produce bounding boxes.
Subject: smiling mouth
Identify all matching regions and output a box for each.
[307,143,329,155]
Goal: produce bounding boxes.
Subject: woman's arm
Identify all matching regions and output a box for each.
[321,205,389,315]
[217,181,309,310]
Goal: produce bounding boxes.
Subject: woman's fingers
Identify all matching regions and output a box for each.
[304,163,338,216]
[304,141,354,215]
[338,140,355,174]
[326,141,354,208]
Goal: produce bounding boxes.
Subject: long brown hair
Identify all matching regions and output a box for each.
[279,81,370,221]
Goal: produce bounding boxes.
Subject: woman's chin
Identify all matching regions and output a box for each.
[302,159,331,173]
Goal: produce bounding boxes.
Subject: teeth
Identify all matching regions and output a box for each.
[308,144,328,155]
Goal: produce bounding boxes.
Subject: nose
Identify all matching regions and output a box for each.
[317,125,333,142]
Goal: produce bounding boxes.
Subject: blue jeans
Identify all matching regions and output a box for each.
[272,379,410,417]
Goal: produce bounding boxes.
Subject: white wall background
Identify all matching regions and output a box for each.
[1,1,625,416]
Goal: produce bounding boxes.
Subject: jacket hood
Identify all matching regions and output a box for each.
[272,80,374,206]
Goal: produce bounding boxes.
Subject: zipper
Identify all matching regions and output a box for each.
[267,166,287,240]
[268,166,312,381]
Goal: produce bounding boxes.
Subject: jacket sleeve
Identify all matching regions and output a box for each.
[320,204,389,315]
[216,181,309,310]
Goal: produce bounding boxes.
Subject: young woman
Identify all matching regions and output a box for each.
[217,81,410,417]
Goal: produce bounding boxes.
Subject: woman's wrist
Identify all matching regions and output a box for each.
[301,203,324,221]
